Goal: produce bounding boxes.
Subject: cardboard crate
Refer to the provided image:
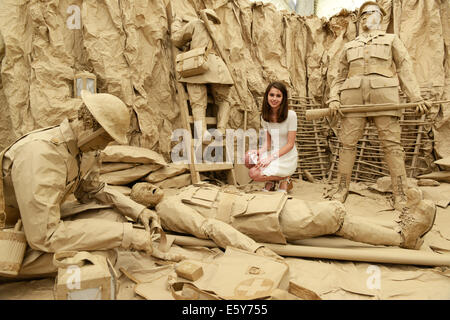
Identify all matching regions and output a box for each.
[54,251,118,300]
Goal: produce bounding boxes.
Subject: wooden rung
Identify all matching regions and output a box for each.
[195,163,234,172]
[187,116,217,125]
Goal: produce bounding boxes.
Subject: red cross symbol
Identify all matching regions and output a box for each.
[234,278,274,299]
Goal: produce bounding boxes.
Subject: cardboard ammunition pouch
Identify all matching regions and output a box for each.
[370,77,399,89]
[176,41,212,78]
[369,37,391,60]
[180,187,287,244]
[369,77,400,104]
[180,186,235,220]
[340,77,363,105]
[346,45,363,63]
[181,186,219,208]
[346,36,395,78]
[230,193,288,244]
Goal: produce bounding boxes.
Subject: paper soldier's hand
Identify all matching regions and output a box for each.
[415,100,431,115]
[329,101,343,118]
[130,229,153,255]
[151,247,185,262]
[138,209,160,233]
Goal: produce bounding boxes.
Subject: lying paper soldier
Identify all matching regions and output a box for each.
[327,1,431,210]
[130,183,436,256]
[0,91,180,277]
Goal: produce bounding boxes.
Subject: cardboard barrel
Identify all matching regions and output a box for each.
[0,220,27,277]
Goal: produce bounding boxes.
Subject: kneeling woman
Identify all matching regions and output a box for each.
[245,81,298,192]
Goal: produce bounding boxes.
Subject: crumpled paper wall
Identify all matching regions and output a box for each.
[388,0,449,159]
[0,0,448,161]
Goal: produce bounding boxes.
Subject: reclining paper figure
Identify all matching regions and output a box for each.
[130,183,437,259]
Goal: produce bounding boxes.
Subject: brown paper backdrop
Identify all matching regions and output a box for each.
[0,0,448,160]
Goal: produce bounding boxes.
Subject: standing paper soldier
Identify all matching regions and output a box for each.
[327,1,431,210]
[171,8,234,141]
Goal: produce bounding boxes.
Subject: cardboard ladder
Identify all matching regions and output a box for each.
[176,83,237,185]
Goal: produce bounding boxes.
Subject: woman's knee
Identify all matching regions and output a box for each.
[249,167,265,181]
[248,167,258,180]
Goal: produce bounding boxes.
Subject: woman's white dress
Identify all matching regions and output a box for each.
[260,109,298,177]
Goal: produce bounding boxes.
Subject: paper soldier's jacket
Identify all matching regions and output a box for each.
[0,119,145,253]
[329,30,423,117]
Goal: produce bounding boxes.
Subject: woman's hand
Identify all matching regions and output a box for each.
[247,150,259,165]
[256,154,276,168]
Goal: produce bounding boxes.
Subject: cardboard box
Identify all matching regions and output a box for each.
[54,251,118,300]
[175,260,203,281]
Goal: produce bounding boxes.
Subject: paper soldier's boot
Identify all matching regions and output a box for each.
[216,101,231,136]
[399,188,436,249]
[192,106,211,143]
[384,151,409,211]
[331,148,356,203]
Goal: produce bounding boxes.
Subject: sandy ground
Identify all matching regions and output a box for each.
[0,179,449,300]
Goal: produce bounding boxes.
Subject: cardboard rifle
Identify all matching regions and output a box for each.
[305,100,450,121]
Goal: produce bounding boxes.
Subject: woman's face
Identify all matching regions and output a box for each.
[267,87,283,110]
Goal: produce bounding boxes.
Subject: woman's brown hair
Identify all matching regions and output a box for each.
[261,81,289,123]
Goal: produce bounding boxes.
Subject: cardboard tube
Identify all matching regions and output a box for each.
[170,235,450,267]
